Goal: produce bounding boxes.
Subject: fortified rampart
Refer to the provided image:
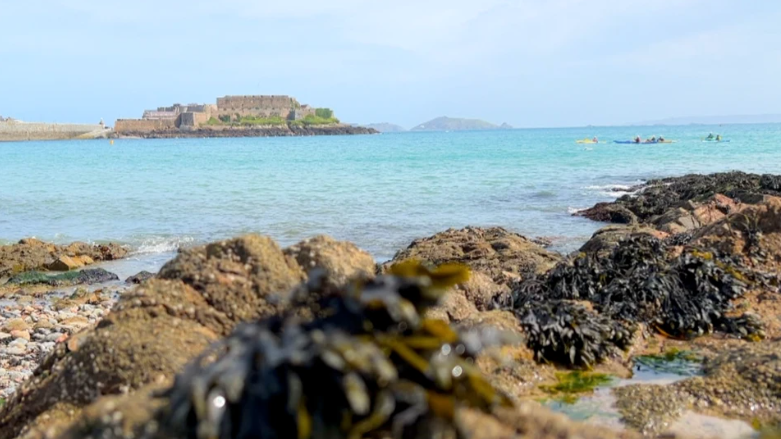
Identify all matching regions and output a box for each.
[214,95,313,119]
[178,112,210,128]
[0,120,108,142]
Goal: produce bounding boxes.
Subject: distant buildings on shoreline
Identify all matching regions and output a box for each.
[115,95,318,133]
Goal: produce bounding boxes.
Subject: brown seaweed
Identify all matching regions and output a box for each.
[159,260,515,439]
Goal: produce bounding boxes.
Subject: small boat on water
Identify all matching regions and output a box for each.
[614,139,677,144]
[702,138,730,143]
[576,138,601,144]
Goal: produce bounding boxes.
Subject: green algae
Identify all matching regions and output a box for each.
[634,348,703,376]
[8,270,82,286]
[541,371,613,396]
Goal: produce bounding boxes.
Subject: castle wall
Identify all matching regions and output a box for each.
[0,121,106,142]
[216,95,299,111]
[115,119,176,133]
[179,112,210,128]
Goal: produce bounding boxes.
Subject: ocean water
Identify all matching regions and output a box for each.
[1,124,780,265]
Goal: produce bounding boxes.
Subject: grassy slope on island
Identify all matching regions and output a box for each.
[411,116,505,131]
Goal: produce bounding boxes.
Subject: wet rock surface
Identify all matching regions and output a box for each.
[0,239,127,277]
[614,341,781,435]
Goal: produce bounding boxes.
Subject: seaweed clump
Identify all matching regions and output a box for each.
[501,235,769,367]
[159,260,515,439]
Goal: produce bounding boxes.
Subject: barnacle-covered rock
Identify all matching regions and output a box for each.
[614,340,781,434]
[158,260,517,439]
[389,227,561,286]
[283,235,375,284]
[158,235,306,323]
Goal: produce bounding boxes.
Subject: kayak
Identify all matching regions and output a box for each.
[614,140,677,144]
[576,139,600,144]
[702,139,731,143]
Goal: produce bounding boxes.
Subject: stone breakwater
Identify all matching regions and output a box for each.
[116,124,378,139]
[0,121,110,142]
[0,171,780,439]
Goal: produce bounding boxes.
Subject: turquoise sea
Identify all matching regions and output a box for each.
[2,124,781,271]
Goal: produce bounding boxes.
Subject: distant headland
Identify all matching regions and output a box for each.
[359,117,513,133]
[411,116,513,132]
[115,95,377,138]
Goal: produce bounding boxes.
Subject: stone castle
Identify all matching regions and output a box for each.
[115,95,318,133]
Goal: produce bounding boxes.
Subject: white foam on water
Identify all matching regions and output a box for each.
[132,236,196,255]
[584,184,632,191]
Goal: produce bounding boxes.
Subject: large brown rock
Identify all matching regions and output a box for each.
[283,235,375,284]
[0,279,229,439]
[650,193,742,235]
[0,239,128,276]
[2,234,382,439]
[158,235,305,323]
[692,196,781,263]
[390,227,561,286]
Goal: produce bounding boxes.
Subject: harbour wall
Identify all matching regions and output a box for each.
[114,119,176,133]
[0,121,108,142]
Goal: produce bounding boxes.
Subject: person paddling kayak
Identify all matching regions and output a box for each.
[706,133,715,141]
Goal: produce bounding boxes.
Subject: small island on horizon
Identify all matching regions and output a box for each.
[114,95,376,139]
[358,117,514,133]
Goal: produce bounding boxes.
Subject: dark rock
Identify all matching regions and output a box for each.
[117,125,378,139]
[500,231,771,367]
[7,268,119,287]
[125,271,155,284]
[575,202,638,224]
[577,172,781,226]
[579,224,668,257]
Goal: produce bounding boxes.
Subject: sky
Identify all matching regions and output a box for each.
[1,1,780,128]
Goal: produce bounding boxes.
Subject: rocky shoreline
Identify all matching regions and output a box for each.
[115,124,378,139]
[1,171,780,439]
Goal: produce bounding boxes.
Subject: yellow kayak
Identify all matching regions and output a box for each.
[576,139,600,144]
